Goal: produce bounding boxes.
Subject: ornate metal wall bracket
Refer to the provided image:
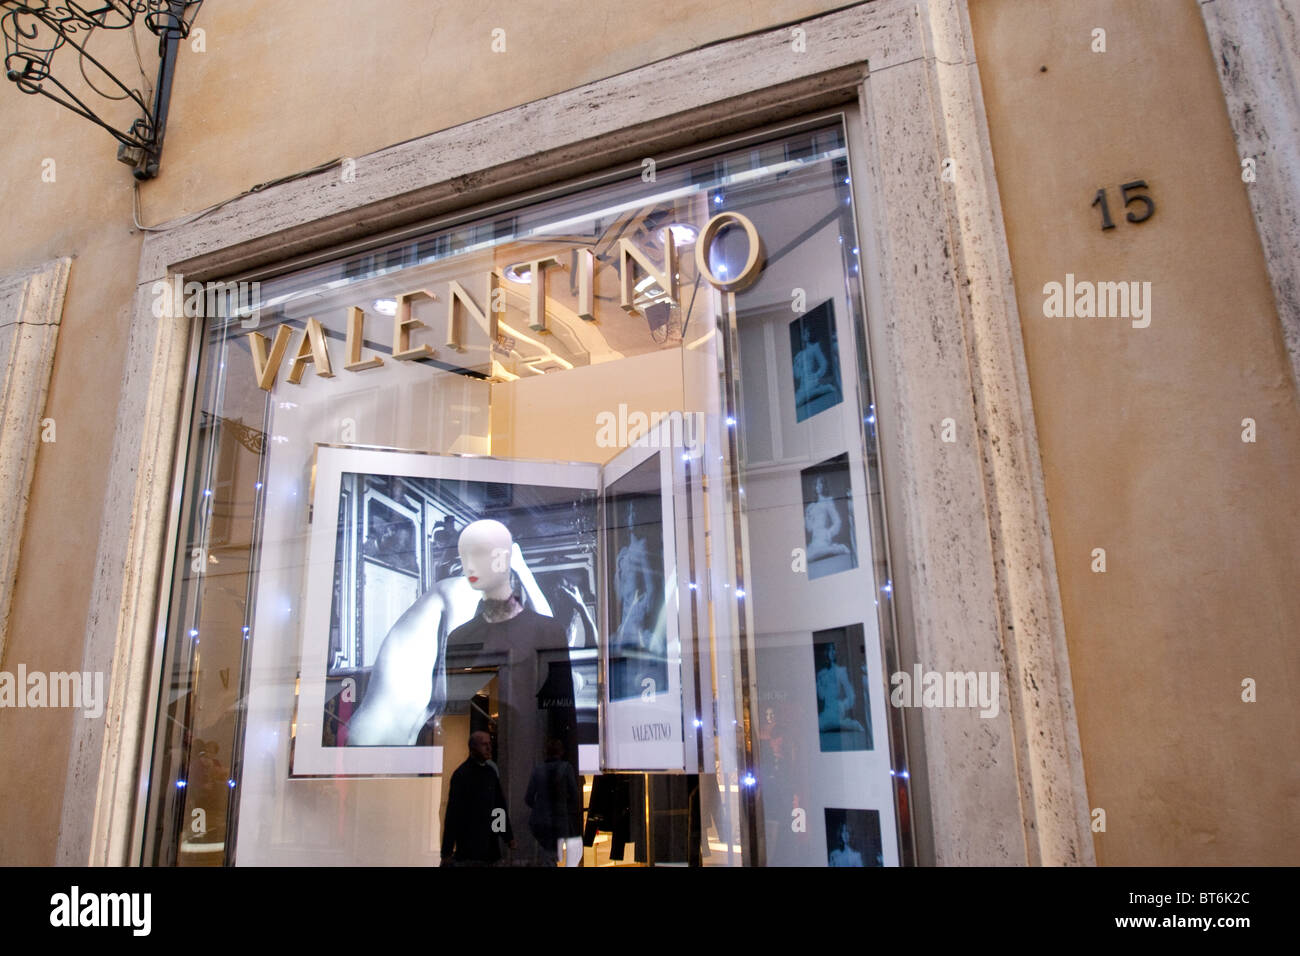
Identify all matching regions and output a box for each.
[1,1,203,179]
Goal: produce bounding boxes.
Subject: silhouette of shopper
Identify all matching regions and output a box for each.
[524,738,584,866]
[441,731,515,866]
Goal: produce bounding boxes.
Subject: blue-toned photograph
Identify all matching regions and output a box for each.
[790,299,844,422]
[812,624,873,752]
[605,454,669,702]
[801,452,858,580]
[824,807,883,867]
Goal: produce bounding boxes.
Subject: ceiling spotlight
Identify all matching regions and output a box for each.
[633,275,664,297]
[666,223,698,246]
[503,263,532,284]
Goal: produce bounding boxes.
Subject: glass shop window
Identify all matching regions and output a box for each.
[143,116,911,867]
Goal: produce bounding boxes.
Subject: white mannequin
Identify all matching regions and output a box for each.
[345,530,551,747]
[458,519,516,604]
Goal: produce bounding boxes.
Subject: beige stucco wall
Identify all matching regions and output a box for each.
[969,0,1300,864]
[145,0,850,224]
[0,81,144,867]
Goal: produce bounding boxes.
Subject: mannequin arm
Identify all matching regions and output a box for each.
[346,587,445,745]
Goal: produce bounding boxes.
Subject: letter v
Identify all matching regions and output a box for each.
[248,325,294,391]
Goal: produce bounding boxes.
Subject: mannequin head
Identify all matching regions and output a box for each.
[458,519,514,601]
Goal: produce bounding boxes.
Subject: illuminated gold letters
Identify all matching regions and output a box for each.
[619,233,678,315]
[447,276,499,350]
[518,257,562,332]
[243,216,768,390]
[247,325,294,391]
[344,306,383,372]
[696,211,764,293]
[286,317,335,384]
[576,248,595,322]
[392,291,436,361]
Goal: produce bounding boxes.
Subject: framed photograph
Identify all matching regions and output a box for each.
[293,444,599,777]
[789,298,844,422]
[602,417,686,770]
[811,624,873,752]
[824,807,884,867]
[800,452,858,580]
[606,453,669,703]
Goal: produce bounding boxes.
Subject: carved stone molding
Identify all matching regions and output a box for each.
[1201,0,1300,394]
[0,257,71,659]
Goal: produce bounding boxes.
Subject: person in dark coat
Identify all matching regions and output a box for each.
[441,731,514,865]
[525,737,584,866]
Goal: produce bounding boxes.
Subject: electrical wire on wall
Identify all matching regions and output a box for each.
[132,156,345,233]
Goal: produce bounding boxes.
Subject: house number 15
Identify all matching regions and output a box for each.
[1092,180,1156,230]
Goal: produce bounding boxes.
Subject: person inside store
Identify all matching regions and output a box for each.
[440,730,515,866]
[524,736,585,867]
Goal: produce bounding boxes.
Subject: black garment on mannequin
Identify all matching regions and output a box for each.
[525,757,583,845]
[584,773,645,862]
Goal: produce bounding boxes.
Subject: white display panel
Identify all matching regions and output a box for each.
[729,211,901,866]
[292,445,599,776]
[600,415,689,771]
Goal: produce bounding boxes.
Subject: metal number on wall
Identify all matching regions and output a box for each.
[1092,180,1156,231]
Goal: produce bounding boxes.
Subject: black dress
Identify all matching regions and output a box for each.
[525,757,584,846]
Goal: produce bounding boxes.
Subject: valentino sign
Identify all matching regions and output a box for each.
[242,211,764,392]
